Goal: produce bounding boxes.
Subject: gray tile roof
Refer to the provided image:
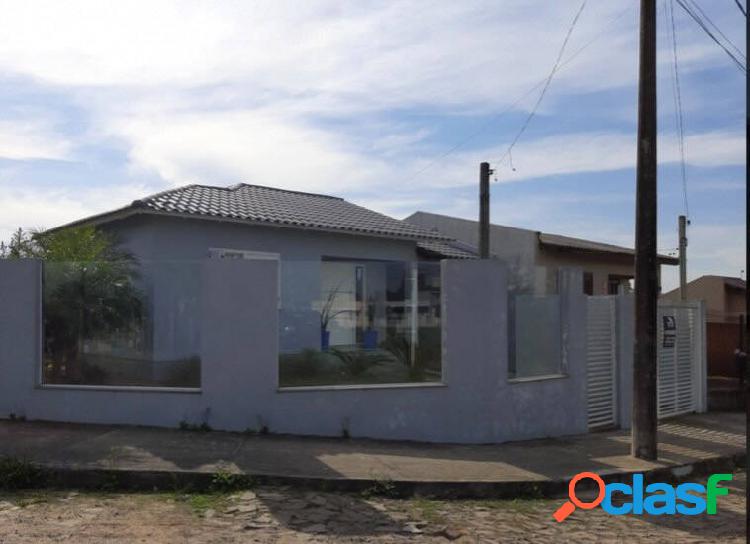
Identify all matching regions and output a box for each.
[127,183,450,241]
[417,240,478,259]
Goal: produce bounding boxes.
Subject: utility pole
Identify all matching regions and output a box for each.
[678,215,688,300]
[632,0,658,461]
[744,2,749,534]
[479,162,492,259]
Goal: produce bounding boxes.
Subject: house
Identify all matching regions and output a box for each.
[0,182,708,442]
[662,275,746,378]
[661,275,746,324]
[45,183,466,389]
[404,211,679,295]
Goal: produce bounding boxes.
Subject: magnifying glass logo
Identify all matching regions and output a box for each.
[553,472,606,522]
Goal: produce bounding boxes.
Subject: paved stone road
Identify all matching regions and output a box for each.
[0,472,745,543]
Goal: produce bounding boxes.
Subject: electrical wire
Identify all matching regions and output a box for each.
[666,0,690,217]
[734,0,747,17]
[684,0,745,60]
[675,0,746,73]
[494,0,588,170]
[400,1,629,184]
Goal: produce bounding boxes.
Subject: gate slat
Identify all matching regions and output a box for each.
[586,296,617,429]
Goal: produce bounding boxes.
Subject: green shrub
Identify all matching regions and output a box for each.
[0,457,45,489]
[210,470,254,492]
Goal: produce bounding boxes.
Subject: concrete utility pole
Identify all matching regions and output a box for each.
[679,215,688,300]
[479,162,492,259]
[632,0,658,461]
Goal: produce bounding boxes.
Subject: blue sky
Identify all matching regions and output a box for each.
[0,0,745,290]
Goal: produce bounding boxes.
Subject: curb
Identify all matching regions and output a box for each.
[21,451,747,499]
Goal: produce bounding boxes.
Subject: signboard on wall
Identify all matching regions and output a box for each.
[662,315,676,348]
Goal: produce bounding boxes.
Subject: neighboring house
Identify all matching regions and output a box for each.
[662,275,746,378]
[404,211,679,295]
[662,275,746,324]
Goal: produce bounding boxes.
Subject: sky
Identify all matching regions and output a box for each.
[0,0,745,291]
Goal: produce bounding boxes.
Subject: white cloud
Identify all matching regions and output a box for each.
[0,120,71,160]
[0,1,676,112]
[108,109,393,194]
[0,182,155,241]
[482,130,746,184]
[0,0,743,287]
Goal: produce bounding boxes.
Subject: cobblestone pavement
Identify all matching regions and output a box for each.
[0,471,745,543]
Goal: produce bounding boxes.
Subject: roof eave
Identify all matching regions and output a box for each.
[47,207,451,243]
[539,240,679,265]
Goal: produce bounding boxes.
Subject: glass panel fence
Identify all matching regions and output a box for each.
[508,266,563,379]
[42,260,202,388]
[279,259,442,387]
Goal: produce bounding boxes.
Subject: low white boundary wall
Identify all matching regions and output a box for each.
[0,259,588,444]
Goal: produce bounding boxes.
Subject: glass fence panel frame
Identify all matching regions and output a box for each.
[508,266,565,380]
[278,259,443,388]
[41,260,202,389]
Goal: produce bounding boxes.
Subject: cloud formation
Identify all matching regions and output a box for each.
[0,0,744,289]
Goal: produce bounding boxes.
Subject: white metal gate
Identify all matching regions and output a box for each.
[657,302,705,418]
[586,296,617,429]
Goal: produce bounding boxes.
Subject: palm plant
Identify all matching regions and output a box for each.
[329,348,391,377]
[381,334,431,381]
[319,282,350,331]
[13,226,145,383]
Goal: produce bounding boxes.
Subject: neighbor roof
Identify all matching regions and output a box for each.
[405,211,679,265]
[55,184,451,241]
[416,240,478,260]
[538,232,680,265]
[696,275,747,290]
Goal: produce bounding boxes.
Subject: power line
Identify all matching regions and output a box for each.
[494,0,588,170]
[400,1,630,184]
[666,0,690,217]
[733,0,747,17]
[674,0,746,73]
[684,0,745,61]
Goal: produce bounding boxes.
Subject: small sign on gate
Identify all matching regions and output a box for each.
[662,315,676,348]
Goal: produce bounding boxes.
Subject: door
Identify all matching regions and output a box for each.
[320,261,364,347]
[586,296,618,429]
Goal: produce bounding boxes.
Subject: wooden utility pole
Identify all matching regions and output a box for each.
[678,215,688,300]
[632,0,658,461]
[744,3,749,534]
[479,162,492,259]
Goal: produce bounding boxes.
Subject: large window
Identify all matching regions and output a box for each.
[42,260,202,388]
[278,259,442,387]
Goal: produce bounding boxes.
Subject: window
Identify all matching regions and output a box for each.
[607,274,632,295]
[583,272,594,295]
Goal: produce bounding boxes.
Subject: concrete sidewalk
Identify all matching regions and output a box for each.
[0,412,744,497]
